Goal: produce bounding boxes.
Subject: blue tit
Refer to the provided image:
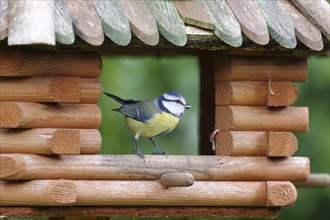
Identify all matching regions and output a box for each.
[103,91,191,158]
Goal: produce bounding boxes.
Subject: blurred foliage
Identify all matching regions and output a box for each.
[98,55,329,220]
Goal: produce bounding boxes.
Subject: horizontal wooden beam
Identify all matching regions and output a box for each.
[0,51,102,77]
[215,131,297,157]
[0,180,296,207]
[294,173,330,188]
[0,154,309,181]
[214,56,308,82]
[0,128,101,154]
[215,81,298,106]
[0,77,101,103]
[216,106,308,131]
[0,102,101,129]
[0,206,282,218]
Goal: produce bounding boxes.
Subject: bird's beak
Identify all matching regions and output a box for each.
[185,104,191,109]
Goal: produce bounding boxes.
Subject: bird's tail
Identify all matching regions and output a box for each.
[103,92,127,105]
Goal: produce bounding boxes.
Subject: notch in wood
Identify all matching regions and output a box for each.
[158,172,194,188]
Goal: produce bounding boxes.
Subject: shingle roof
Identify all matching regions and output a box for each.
[0,0,329,51]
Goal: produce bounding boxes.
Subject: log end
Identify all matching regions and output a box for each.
[49,129,81,154]
[215,131,234,155]
[0,154,25,179]
[0,102,22,128]
[158,172,195,188]
[267,132,298,157]
[215,81,232,105]
[50,77,80,103]
[44,180,78,206]
[266,181,297,207]
[267,81,298,107]
[215,106,233,131]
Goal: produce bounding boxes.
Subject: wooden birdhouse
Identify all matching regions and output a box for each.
[0,0,329,219]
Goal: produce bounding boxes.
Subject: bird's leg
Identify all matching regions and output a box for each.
[132,134,145,159]
[149,138,167,155]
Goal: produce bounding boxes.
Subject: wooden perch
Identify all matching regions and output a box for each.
[0,207,281,218]
[0,180,77,206]
[0,129,101,154]
[216,106,308,131]
[0,51,102,77]
[158,172,194,188]
[0,102,101,129]
[215,81,298,106]
[214,56,308,82]
[216,131,297,157]
[0,154,309,181]
[294,173,330,188]
[0,77,101,103]
[0,180,296,207]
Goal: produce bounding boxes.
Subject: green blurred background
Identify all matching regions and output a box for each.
[98,55,329,220]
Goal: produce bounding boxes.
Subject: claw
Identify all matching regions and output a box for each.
[132,148,145,159]
[151,150,167,155]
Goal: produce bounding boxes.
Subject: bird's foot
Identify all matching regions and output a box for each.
[151,150,168,156]
[132,148,146,159]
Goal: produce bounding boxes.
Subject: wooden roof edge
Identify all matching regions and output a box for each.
[1,35,328,57]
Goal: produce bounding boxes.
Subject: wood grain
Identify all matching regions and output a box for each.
[0,180,296,207]
[119,0,159,46]
[226,0,269,45]
[61,0,104,46]
[0,77,101,103]
[201,0,242,47]
[91,0,131,46]
[8,0,55,45]
[0,51,102,77]
[214,56,308,82]
[172,0,214,30]
[215,81,297,106]
[0,102,101,129]
[216,106,308,132]
[280,0,323,51]
[0,154,309,182]
[254,0,296,49]
[291,0,330,40]
[215,131,297,157]
[146,0,187,46]
[54,0,74,45]
[0,180,77,206]
[294,173,330,188]
[0,129,101,154]
[0,0,8,41]
[0,206,282,218]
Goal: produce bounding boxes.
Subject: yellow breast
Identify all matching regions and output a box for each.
[125,112,179,138]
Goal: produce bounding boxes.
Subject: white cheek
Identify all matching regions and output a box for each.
[162,101,185,117]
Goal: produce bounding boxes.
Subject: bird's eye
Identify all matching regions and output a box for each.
[175,100,181,104]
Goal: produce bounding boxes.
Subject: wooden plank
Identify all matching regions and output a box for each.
[54,0,74,45]
[0,0,8,41]
[294,173,330,188]
[0,77,101,103]
[0,154,309,181]
[0,206,282,218]
[254,0,296,49]
[0,180,296,207]
[91,0,131,46]
[216,106,308,132]
[145,0,187,46]
[291,0,330,40]
[214,56,308,82]
[215,81,298,106]
[119,0,159,46]
[215,131,297,157]
[0,129,101,155]
[0,102,101,129]
[226,0,269,45]
[279,0,323,51]
[61,0,103,46]
[201,0,242,47]
[172,0,214,30]
[8,0,55,45]
[0,51,102,77]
